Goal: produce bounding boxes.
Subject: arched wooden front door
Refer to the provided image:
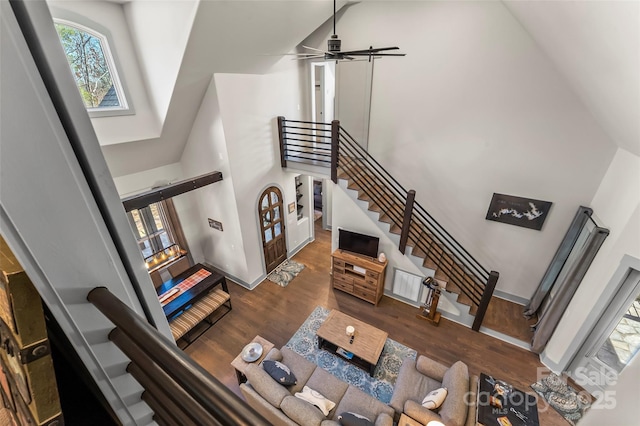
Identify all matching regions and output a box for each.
[259,187,287,273]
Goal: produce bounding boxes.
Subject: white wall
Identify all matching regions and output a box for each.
[123,0,198,125]
[47,1,162,145]
[214,68,309,285]
[112,162,184,197]
[306,1,618,299]
[179,77,248,277]
[544,148,640,367]
[579,354,639,426]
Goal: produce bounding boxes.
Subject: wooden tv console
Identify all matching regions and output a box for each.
[331,249,387,305]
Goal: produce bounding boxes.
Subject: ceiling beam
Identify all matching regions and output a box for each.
[121,171,223,212]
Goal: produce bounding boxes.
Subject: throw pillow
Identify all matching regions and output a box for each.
[338,411,374,426]
[262,360,297,386]
[422,387,448,410]
[294,386,336,416]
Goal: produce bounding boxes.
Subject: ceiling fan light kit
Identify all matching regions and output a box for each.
[287,0,406,61]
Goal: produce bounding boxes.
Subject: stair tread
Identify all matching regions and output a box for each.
[338,156,492,328]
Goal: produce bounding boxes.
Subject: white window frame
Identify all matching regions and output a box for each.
[53,17,133,117]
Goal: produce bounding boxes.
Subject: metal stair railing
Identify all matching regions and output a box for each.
[88,287,270,426]
[277,116,499,330]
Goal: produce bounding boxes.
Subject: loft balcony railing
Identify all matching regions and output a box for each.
[278,116,498,331]
[88,287,269,425]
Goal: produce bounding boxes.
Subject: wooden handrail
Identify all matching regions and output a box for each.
[277,116,500,330]
[87,287,269,426]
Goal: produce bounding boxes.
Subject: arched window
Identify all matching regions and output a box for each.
[54,20,128,112]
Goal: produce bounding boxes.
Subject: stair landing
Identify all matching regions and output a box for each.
[482,297,536,343]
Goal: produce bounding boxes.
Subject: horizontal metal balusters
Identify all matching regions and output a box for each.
[277,117,498,328]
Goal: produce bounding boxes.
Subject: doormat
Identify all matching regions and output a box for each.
[285,306,417,404]
[530,373,591,425]
[266,259,305,287]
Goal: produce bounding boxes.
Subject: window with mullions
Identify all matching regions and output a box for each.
[127,203,174,259]
[54,20,128,111]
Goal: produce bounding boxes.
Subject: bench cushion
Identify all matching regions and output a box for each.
[169,288,230,340]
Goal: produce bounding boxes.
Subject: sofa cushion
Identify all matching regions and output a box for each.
[244,363,291,408]
[281,395,326,426]
[294,386,336,416]
[305,365,349,411]
[338,411,374,426]
[263,360,298,386]
[404,400,446,425]
[421,387,448,409]
[333,385,395,422]
[390,357,442,413]
[439,361,469,426]
[280,347,318,394]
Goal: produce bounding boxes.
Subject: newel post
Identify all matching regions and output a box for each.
[331,120,340,183]
[277,116,286,168]
[398,190,416,254]
[472,270,499,331]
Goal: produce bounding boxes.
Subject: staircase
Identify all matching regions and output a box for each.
[278,117,499,330]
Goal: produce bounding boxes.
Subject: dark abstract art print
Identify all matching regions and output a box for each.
[486,193,552,231]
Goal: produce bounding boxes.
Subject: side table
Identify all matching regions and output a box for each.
[231,335,274,384]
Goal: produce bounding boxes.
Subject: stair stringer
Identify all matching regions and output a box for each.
[337,179,476,328]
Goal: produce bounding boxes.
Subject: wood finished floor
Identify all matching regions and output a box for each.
[186,219,566,426]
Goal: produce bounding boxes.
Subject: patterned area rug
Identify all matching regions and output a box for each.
[266,259,305,287]
[531,373,591,425]
[285,306,417,404]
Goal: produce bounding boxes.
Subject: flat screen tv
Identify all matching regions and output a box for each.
[338,229,379,259]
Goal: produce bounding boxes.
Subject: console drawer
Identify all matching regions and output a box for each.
[333,273,353,285]
[333,279,353,293]
[333,259,346,268]
[366,270,379,279]
[353,285,376,301]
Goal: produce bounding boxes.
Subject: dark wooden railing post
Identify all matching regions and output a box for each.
[399,189,416,254]
[277,116,286,168]
[472,270,499,331]
[331,120,340,183]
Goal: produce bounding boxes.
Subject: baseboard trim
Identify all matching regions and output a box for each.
[480,326,531,351]
[493,290,529,306]
[539,352,564,375]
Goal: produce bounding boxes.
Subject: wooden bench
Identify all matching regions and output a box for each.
[169,288,231,347]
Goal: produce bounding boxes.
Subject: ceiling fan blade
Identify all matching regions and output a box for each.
[340,46,401,55]
[291,55,325,60]
[302,45,331,54]
[345,52,406,57]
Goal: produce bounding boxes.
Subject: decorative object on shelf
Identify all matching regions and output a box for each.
[485,193,552,231]
[378,252,386,263]
[417,277,441,325]
[295,176,304,220]
[241,342,263,362]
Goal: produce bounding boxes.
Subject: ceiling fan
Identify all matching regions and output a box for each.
[290,0,406,61]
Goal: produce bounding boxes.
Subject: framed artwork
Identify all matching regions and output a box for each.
[485,193,552,231]
[208,218,223,231]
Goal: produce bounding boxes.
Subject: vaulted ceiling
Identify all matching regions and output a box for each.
[95,0,639,177]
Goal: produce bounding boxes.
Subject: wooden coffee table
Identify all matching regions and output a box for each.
[316,310,387,376]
